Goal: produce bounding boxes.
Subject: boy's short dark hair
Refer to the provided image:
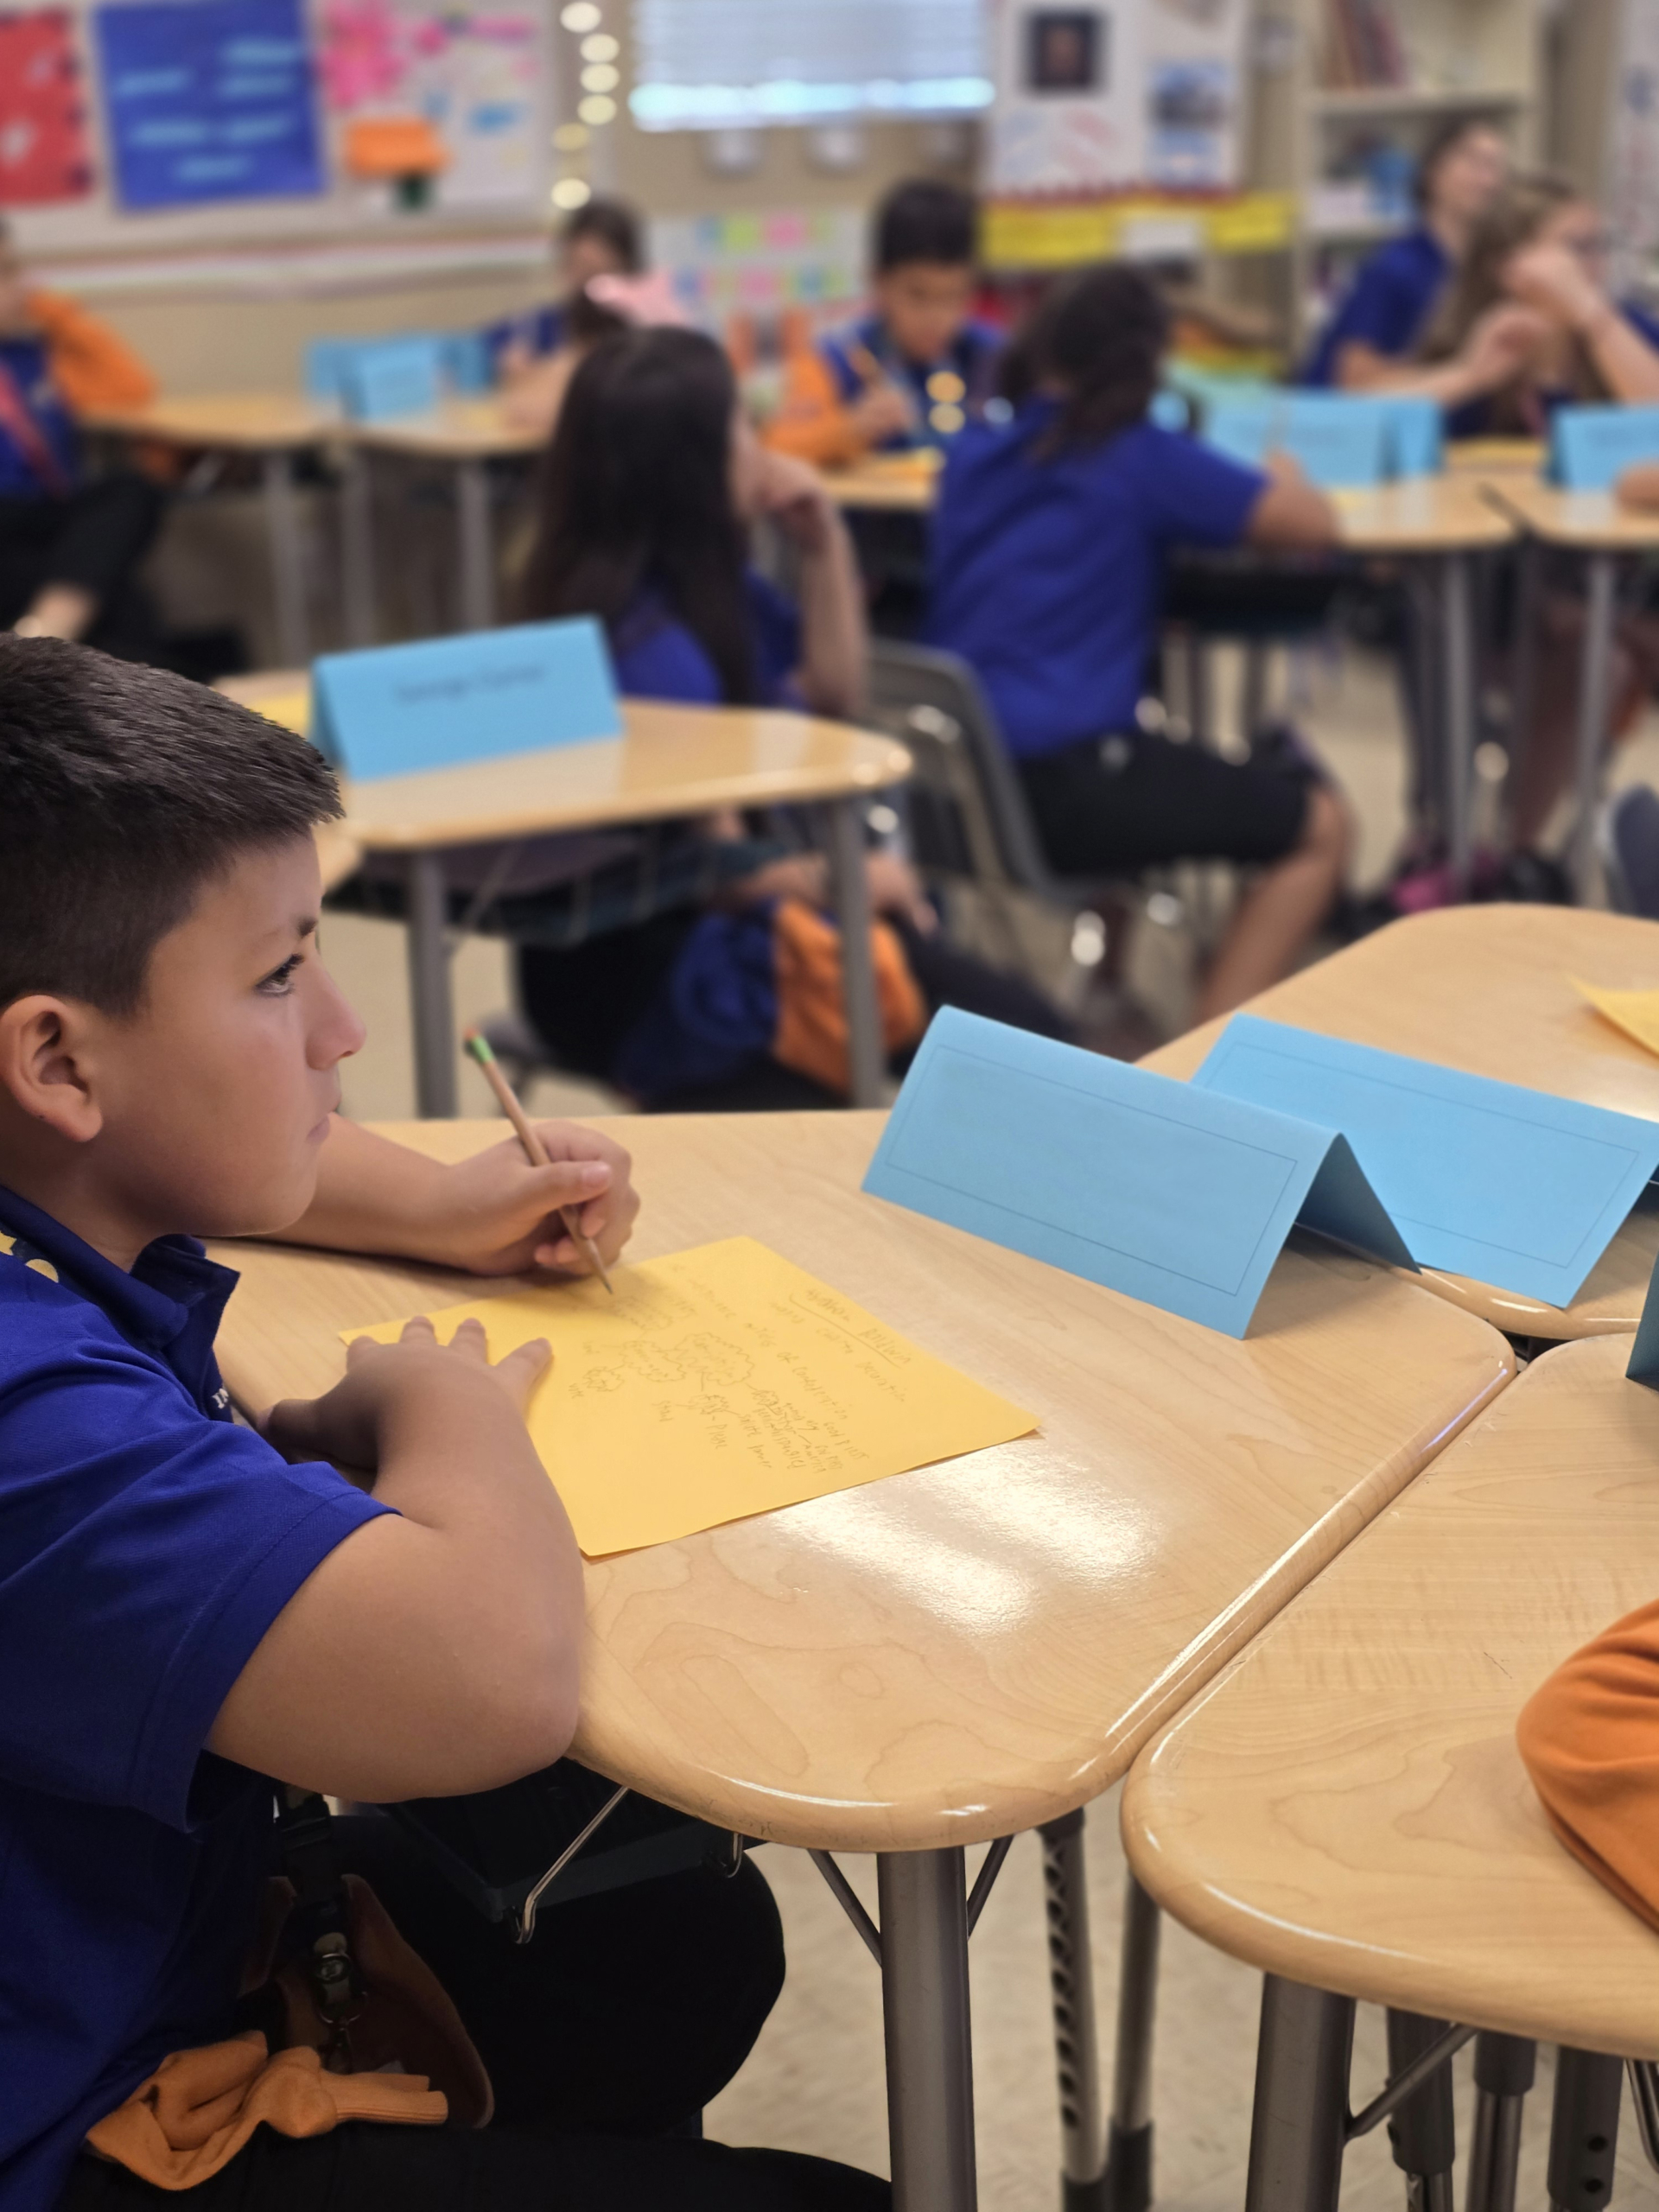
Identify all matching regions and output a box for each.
[0,639,341,1017]
[563,195,644,274]
[874,180,976,273]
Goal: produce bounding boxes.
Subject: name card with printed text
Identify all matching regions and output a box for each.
[1551,404,1659,492]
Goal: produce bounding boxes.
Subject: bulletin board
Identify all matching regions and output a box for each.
[0,0,551,258]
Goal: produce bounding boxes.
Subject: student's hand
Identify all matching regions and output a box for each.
[424,1123,640,1275]
[263,1316,550,1472]
[749,448,840,554]
[1618,461,1659,512]
[867,849,936,933]
[1459,301,1550,390]
[1503,242,1605,332]
[1262,448,1310,486]
[850,381,916,446]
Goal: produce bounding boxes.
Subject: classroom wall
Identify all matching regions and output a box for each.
[1544,0,1617,197]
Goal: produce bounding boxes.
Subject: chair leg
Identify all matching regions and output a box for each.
[1548,2048,1623,2211]
[1385,2009,1457,2212]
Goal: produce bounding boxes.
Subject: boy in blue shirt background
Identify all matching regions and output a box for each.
[0,639,886,2212]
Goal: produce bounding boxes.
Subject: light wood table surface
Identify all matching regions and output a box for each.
[220,671,913,1117]
[83,391,341,666]
[213,1109,1514,2210]
[1331,475,1516,555]
[1443,437,1547,479]
[1146,906,1659,1341]
[1122,1333,1659,2207]
[823,452,942,512]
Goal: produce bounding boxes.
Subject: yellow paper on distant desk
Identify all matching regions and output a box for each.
[1572,976,1659,1058]
[344,1236,1037,1556]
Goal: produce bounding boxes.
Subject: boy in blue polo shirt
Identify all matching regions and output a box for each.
[0,640,886,2212]
[928,263,1353,1021]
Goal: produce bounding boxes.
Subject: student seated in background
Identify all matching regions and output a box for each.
[1518,1602,1659,1935]
[0,220,164,653]
[928,264,1352,1023]
[486,194,644,388]
[1301,114,1510,397]
[511,324,1072,1108]
[0,638,888,2212]
[766,179,1001,469]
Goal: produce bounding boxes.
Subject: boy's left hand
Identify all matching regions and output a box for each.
[427,1123,639,1276]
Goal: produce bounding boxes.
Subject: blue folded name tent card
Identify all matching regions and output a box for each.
[310,619,623,782]
[1550,403,1659,492]
[1192,1016,1659,1308]
[861,1009,1413,1338]
[1201,392,1442,487]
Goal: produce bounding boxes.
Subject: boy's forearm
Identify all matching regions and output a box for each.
[274,1116,448,1256]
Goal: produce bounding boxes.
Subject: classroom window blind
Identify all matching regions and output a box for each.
[628,0,992,130]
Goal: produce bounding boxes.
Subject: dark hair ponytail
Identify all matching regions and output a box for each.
[1001,264,1169,454]
[519,326,755,703]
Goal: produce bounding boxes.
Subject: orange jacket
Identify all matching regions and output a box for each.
[765,346,872,470]
[26,288,156,416]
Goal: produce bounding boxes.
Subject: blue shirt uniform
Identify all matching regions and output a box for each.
[1301,227,1450,388]
[0,1189,389,2211]
[610,571,803,707]
[0,334,79,497]
[818,310,1003,452]
[927,402,1268,760]
[480,302,565,380]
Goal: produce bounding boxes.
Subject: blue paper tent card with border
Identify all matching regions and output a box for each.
[1192,1015,1659,1308]
[1551,404,1659,492]
[861,1009,1413,1338]
[310,620,623,783]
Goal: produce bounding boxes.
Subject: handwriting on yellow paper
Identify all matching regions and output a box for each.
[344,1236,1037,1556]
[1572,976,1659,1059]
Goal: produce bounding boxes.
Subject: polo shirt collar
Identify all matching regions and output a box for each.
[0,1181,239,1359]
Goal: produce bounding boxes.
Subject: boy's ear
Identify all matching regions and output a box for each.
[0,995,105,1143]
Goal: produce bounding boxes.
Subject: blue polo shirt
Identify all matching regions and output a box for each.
[0,1188,390,2212]
[1301,227,1450,387]
[611,571,803,708]
[927,402,1268,759]
[818,309,1003,452]
[0,334,79,497]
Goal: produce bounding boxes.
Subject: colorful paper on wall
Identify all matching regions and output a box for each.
[1572,976,1659,1059]
[0,10,94,205]
[344,1237,1038,1555]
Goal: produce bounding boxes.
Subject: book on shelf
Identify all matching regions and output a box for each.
[1324,0,1408,90]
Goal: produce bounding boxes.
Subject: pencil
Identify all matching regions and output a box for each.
[462,1031,614,1293]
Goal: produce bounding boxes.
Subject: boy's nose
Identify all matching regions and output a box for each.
[311,970,367,1066]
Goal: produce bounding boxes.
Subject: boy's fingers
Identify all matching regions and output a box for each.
[447,1316,489,1360]
[345,1333,379,1366]
[506,1337,551,1374]
[399,1314,437,1345]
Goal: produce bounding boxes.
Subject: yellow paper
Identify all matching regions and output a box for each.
[344,1237,1037,1556]
[1572,976,1659,1058]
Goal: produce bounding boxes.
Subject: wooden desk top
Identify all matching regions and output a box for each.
[1145,906,1659,1339]
[1124,1332,1659,2056]
[1331,476,1516,553]
[1443,438,1547,479]
[345,397,545,461]
[80,391,338,452]
[211,1112,1513,1851]
[1491,475,1659,550]
[315,822,361,894]
[823,452,941,512]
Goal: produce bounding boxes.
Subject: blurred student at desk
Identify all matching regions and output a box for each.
[484,197,652,441]
[0,220,163,656]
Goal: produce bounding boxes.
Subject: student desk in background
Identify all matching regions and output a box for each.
[1122,1333,1659,2212]
[1487,478,1659,900]
[346,399,545,633]
[211,1109,1515,2212]
[79,391,342,667]
[220,671,912,1117]
[823,452,942,513]
[1147,905,1659,1344]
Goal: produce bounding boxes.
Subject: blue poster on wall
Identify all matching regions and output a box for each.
[95,0,324,210]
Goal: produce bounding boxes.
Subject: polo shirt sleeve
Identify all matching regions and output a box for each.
[611,613,724,704]
[1133,425,1268,550]
[0,1329,389,1830]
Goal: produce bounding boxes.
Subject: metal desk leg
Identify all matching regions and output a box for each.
[264,449,309,669]
[1039,1810,1108,2209]
[823,795,883,1109]
[1385,2008,1457,2212]
[406,850,458,1117]
[1102,1866,1160,2212]
[1548,2048,1622,2210]
[1243,1976,1355,2212]
[340,446,378,649]
[1466,2032,1534,2212]
[878,1848,977,2212]
[457,459,495,632]
[1441,551,1476,898]
[1569,551,1618,901]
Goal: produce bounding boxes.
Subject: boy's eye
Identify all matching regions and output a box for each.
[257,954,302,995]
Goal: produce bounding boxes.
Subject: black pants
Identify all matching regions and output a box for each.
[1020,730,1310,877]
[0,473,164,658]
[60,1816,887,2212]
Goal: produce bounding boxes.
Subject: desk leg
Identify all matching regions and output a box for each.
[406,851,459,1117]
[1243,1976,1353,2212]
[1548,2049,1622,2212]
[823,795,884,1109]
[1101,1867,1160,2212]
[1385,2009,1456,2212]
[1466,2032,1534,2212]
[878,1847,977,2212]
[1569,551,1618,902]
[340,446,378,648]
[457,459,495,632]
[1441,551,1475,899]
[264,450,309,670]
[1038,1812,1109,2209]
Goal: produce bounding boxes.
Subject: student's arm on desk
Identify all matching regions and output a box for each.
[278,1114,640,1275]
[208,1317,582,1800]
[1245,453,1341,549]
[1332,305,1549,411]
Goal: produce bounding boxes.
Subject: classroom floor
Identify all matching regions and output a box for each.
[321,642,1659,2204]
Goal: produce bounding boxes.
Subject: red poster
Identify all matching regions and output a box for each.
[0,11,93,205]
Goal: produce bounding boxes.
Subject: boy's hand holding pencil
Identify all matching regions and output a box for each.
[461,1033,625,1287]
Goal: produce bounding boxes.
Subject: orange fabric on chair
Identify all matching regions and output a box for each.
[772,897,925,1097]
[1517,1597,1659,1931]
[763,347,868,470]
[86,2032,446,2190]
[27,290,156,415]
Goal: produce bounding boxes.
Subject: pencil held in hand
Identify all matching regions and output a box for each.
[462,1031,614,1293]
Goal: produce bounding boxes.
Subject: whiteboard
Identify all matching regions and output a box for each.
[1,0,553,262]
